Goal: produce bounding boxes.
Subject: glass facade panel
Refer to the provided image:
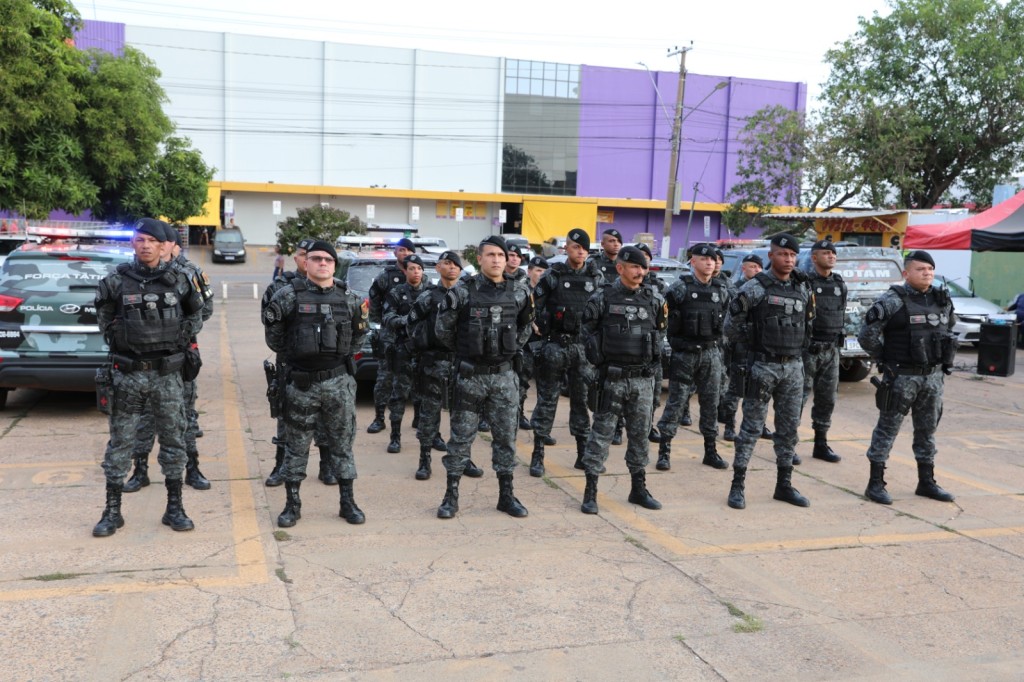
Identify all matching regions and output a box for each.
[504,58,579,101]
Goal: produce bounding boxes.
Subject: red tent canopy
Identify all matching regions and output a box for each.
[904,191,1024,251]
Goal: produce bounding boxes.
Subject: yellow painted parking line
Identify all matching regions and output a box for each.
[0,313,268,602]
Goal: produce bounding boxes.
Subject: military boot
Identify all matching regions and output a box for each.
[648,425,661,443]
[581,473,599,514]
[277,481,301,527]
[542,434,557,446]
[431,432,448,452]
[415,446,432,481]
[680,403,692,426]
[519,398,533,430]
[627,470,662,510]
[812,429,841,463]
[723,417,737,442]
[161,479,195,531]
[437,475,460,519]
[92,483,125,537]
[915,462,955,502]
[366,404,386,434]
[464,459,484,478]
[760,424,774,440]
[122,454,150,493]
[496,473,528,517]
[317,449,338,485]
[727,466,747,509]
[185,451,211,490]
[477,416,491,432]
[865,460,892,505]
[339,479,366,524]
[573,434,587,470]
[265,444,285,487]
[386,421,402,454]
[656,439,671,471]
[773,465,810,507]
[529,434,545,478]
[702,436,728,470]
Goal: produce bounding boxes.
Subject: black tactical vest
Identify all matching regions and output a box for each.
[882,285,952,366]
[455,278,520,363]
[389,282,431,342]
[598,285,659,365]
[410,286,448,352]
[547,263,600,334]
[750,272,808,357]
[809,272,847,342]
[288,279,353,370]
[591,253,617,281]
[262,271,298,311]
[667,275,726,350]
[112,264,184,356]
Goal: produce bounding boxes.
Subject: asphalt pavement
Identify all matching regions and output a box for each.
[2,245,1023,681]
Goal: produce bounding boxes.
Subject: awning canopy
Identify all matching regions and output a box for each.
[904,191,1024,251]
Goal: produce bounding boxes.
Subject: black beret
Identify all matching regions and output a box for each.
[478,235,508,254]
[811,239,836,253]
[135,218,168,241]
[602,228,623,244]
[617,245,647,267]
[714,248,724,260]
[306,240,338,261]
[507,243,525,257]
[439,250,463,269]
[403,254,425,268]
[690,243,716,257]
[567,228,591,251]
[297,237,315,252]
[396,238,416,251]
[904,250,935,268]
[528,256,549,269]
[170,227,183,247]
[741,254,764,266]
[769,232,800,253]
[633,242,653,259]
[162,223,177,243]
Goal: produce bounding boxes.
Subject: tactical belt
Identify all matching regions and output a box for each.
[754,352,801,364]
[891,364,939,376]
[673,340,718,353]
[605,364,654,379]
[458,360,512,376]
[289,364,351,387]
[111,352,185,375]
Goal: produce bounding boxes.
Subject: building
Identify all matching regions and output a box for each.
[76,20,806,253]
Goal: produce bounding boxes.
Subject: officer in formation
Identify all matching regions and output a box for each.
[718,253,763,441]
[655,243,730,472]
[579,246,666,514]
[381,254,434,454]
[529,228,603,476]
[367,238,414,434]
[800,240,846,465]
[434,236,534,519]
[260,238,339,487]
[262,241,369,527]
[859,250,956,505]
[517,255,550,432]
[404,251,485,481]
[123,223,215,494]
[632,242,667,444]
[723,233,813,510]
[92,218,206,537]
[590,228,622,281]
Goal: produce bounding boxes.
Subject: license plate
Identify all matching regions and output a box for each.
[844,337,861,351]
[224,255,235,261]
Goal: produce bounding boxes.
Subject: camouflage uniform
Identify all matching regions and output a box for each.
[578,277,667,513]
[263,276,369,526]
[529,259,602,473]
[382,279,432,446]
[589,251,618,282]
[724,268,814,509]
[433,273,534,519]
[801,269,848,463]
[860,283,957,504]
[718,274,754,439]
[368,264,406,428]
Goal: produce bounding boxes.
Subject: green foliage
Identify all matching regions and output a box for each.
[460,244,479,269]
[120,136,216,225]
[501,143,551,191]
[275,204,367,255]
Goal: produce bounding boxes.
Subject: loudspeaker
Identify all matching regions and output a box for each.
[977,322,1017,377]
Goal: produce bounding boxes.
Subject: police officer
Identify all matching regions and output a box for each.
[724,233,813,510]
[405,252,484,481]
[92,218,206,537]
[529,228,603,477]
[381,254,433,454]
[589,228,623,281]
[655,243,730,471]
[860,250,957,505]
[434,235,534,519]
[719,254,763,441]
[367,238,414,433]
[800,240,847,464]
[518,255,550,430]
[633,242,668,444]
[263,241,369,527]
[578,246,667,514]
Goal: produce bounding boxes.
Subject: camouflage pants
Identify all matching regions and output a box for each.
[133,378,198,458]
[658,348,722,440]
[583,375,654,475]
[531,340,594,438]
[801,346,840,431]
[372,345,393,409]
[387,350,416,424]
[280,373,358,481]
[517,343,539,405]
[866,370,944,465]
[718,353,744,423]
[417,359,452,448]
[732,359,803,468]
[102,368,187,485]
[444,369,519,476]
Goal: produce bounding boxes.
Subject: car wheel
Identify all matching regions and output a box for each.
[838,360,872,382]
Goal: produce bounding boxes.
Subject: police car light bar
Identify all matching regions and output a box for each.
[27,225,134,240]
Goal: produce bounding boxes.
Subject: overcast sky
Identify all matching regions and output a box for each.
[87,0,894,103]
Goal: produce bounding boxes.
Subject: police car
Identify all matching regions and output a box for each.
[0,225,134,408]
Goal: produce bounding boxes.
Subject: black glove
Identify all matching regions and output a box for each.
[942,364,953,376]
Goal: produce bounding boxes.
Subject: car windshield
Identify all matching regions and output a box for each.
[939,277,973,297]
[345,263,387,297]
[216,231,243,244]
[1,257,111,292]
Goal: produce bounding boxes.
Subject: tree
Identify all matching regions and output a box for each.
[275,204,367,254]
[119,136,216,225]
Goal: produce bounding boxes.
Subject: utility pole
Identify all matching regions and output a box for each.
[662,45,690,259]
